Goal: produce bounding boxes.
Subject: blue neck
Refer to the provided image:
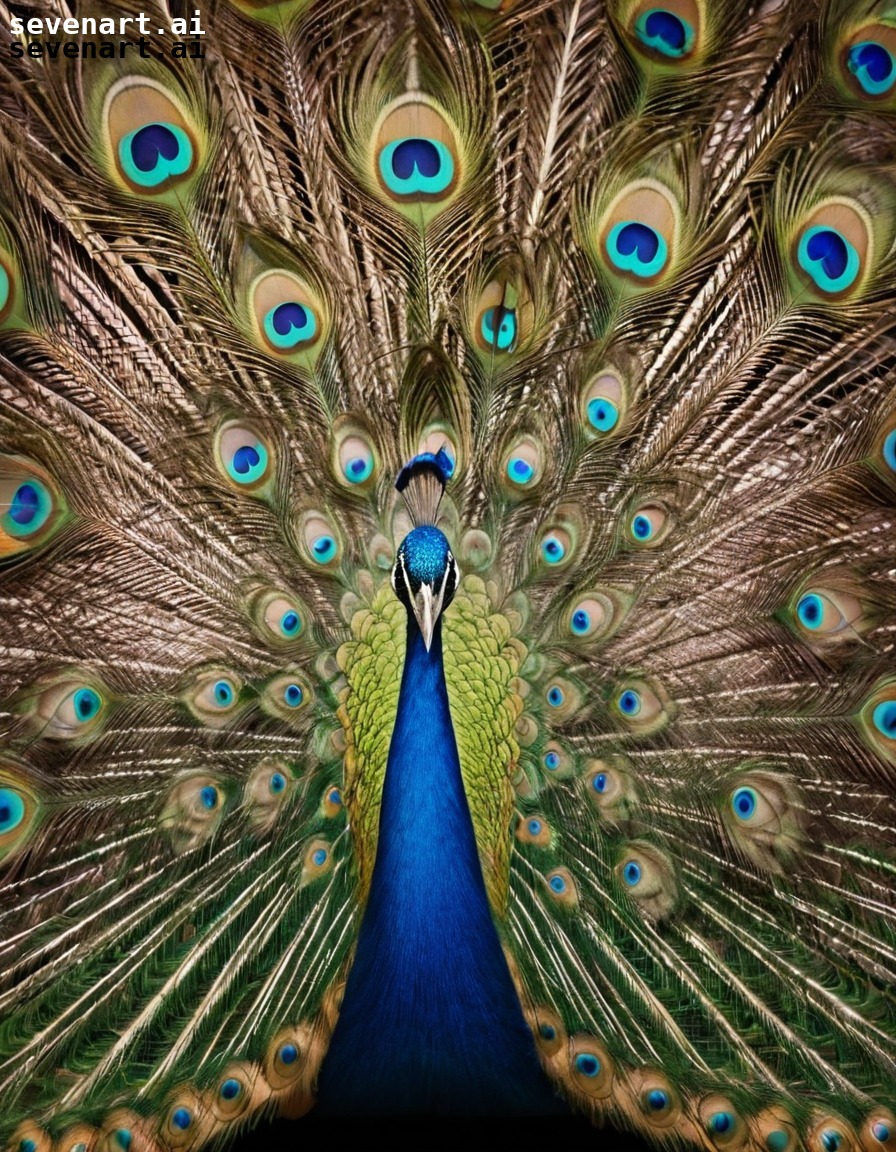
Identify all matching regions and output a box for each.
[316,617,563,1115]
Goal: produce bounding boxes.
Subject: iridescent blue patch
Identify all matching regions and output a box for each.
[847,41,895,96]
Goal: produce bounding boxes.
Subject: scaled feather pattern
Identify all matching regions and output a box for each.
[0,0,895,1150]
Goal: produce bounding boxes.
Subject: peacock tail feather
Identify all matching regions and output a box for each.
[0,0,895,1148]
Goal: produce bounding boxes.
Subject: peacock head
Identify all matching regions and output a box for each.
[391,448,459,650]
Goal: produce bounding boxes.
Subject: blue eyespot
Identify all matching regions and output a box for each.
[731,786,757,821]
[328,788,342,806]
[312,847,328,866]
[539,1023,556,1040]
[119,122,193,189]
[171,1106,192,1131]
[527,818,543,836]
[847,41,895,97]
[481,306,517,351]
[632,513,653,540]
[618,689,641,716]
[344,454,373,484]
[311,535,337,563]
[587,397,619,433]
[797,593,824,629]
[73,687,102,722]
[280,610,301,637]
[270,772,287,794]
[575,1053,601,1077]
[220,1077,241,1100]
[200,785,218,810]
[797,226,859,294]
[543,751,560,771]
[822,1130,842,1152]
[766,1131,790,1152]
[214,679,235,708]
[541,534,566,564]
[884,429,896,471]
[646,1088,669,1111]
[549,873,567,893]
[547,686,564,707]
[634,8,695,58]
[279,1042,298,1065]
[872,1121,891,1143]
[3,479,52,538]
[623,860,642,886]
[593,773,608,793]
[379,138,455,197]
[507,456,535,484]
[284,683,304,708]
[873,701,896,739]
[606,221,668,278]
[709,1112,734,1135]
[571,609,591,635]
[18,1140,37,1152]
[113,1133,131,1152]
[227,441,268,486]
[263,301,318,351]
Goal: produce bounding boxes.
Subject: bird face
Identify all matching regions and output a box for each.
[391,525,459,650]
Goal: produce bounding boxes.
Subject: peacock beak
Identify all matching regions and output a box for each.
[412,582,442,651]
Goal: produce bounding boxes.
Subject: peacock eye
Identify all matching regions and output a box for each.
[545,866,578,907]
[788,197,872,303]
[587,396,619,432]
[215,422,273,492]
[0,768,40,865]
[612,679,669,733]
[260,672,313,724]
[119,122,194,190]
[301,837,333,884]
[184,669,243,727]
[606,222,667,279]
[847,41,895,96]
[0,456,67,560]
[501,438,543,491]
[336,435,377,487]
[104,79,200,196]
[633,7,696,59]
[160,776,226,852]
[596,181,679,290]
[538,524,574,568]
[372,100,461,219]
[626,502,671,547]
[244,759,293,832]
[266,597,303,639]
[569,1036,614,1098]
[250,270,325,359]
[28,677,108,742]
[794,589,862,636]
[618,842,677,919]
[584,759,636,820]
[582,370,627,440]
[797,226,859,294]
[300,514,341,568]
[379,137,455,198]
[263,301,317,350]
[840,25,896,101]
[480,306,517,351]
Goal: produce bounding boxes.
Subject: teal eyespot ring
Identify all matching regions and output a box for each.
[3,479,52,538]
[587,397,619,432]
[378,137,455,196]
[263,301,317,350]
[119,122,193,189]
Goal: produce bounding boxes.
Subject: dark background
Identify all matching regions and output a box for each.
[230,1112,657,1150]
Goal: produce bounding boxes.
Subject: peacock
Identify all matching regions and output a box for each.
[1,0,895,1147]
